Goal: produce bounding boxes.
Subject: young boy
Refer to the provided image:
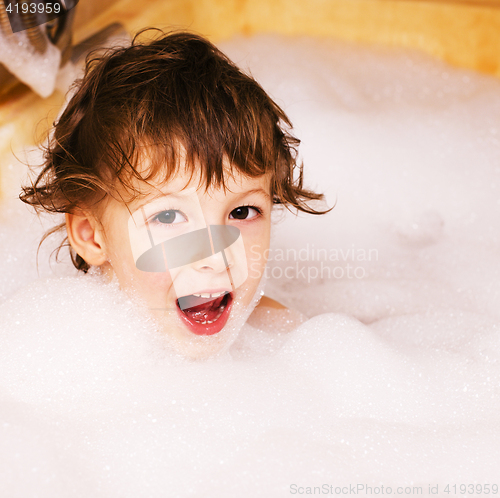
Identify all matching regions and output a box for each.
[21,30,326,358]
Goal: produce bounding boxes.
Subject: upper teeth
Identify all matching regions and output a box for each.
[192,291,226,299]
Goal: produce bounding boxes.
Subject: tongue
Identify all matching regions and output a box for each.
[179,294,227,323]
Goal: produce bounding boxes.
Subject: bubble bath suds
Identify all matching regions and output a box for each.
[1,36,500,496]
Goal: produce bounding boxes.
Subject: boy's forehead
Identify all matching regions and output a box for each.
[124,165,272,206]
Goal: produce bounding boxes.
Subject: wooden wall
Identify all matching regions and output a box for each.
[75,0,500,77]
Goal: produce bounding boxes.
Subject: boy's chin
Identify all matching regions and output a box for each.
[170,328,240,360]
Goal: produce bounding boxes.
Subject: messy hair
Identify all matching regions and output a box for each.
[20,29,328,272]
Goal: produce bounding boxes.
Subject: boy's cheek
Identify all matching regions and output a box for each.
[117,266,175,304]
[244,237,270,267]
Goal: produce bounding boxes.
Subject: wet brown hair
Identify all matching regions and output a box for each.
[20,29,328,272]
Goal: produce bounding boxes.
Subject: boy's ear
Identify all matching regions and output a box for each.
[65,212,107,266]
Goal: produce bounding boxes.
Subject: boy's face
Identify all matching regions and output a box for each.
[97,162,272,359]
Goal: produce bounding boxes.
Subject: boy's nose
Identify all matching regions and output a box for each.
[194,225,239,273]
[134,225,240,272]
[194,251,230,273]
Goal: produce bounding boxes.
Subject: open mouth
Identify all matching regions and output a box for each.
[176,291,233,336]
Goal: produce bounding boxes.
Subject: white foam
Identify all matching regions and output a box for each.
[1,34,500,495]
[0,28,60,98]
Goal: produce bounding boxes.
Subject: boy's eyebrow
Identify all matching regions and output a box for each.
[134,187,271,208]
[132,190,196,210]
[236,188,271,200]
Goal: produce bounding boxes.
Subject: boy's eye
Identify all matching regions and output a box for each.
[152,210,187,225]
[229,206,261,220]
